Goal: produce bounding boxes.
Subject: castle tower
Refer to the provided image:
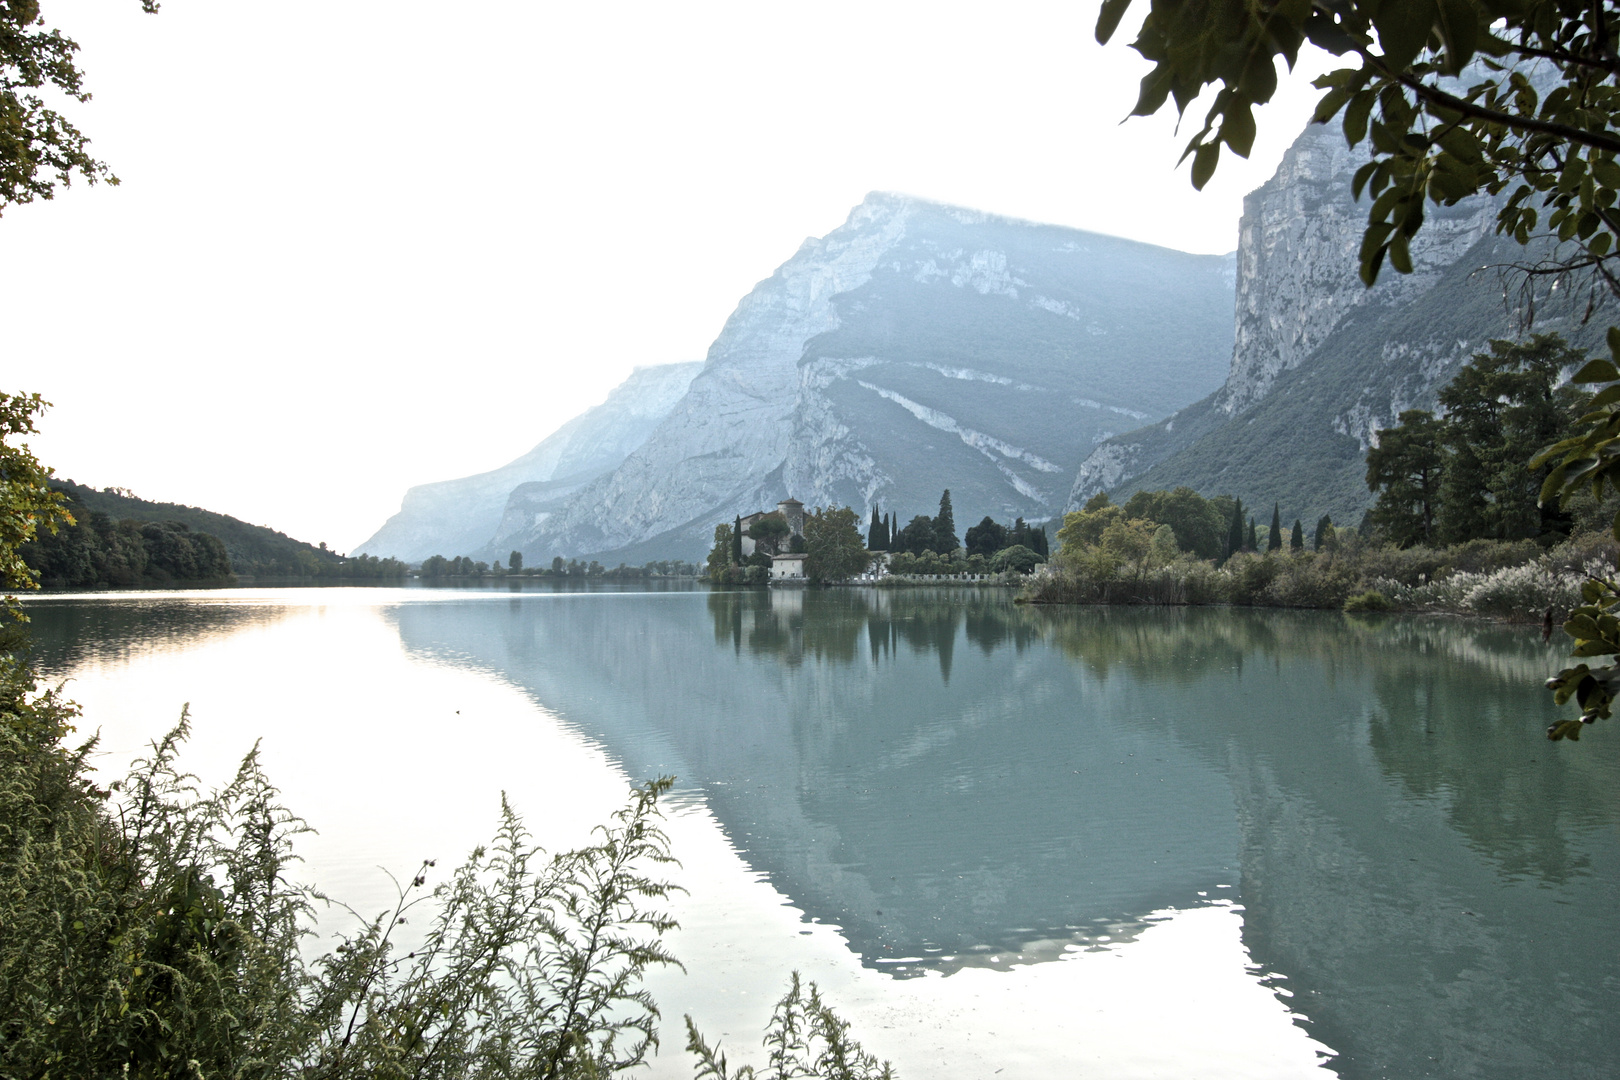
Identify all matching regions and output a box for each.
[777,498,805,538]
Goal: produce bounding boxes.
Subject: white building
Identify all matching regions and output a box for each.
[771,552,807,581]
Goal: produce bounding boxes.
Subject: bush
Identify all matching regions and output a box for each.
[1344,590,1394,612]
[1261,551,1360,609]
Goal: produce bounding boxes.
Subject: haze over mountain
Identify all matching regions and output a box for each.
[486,193,1235,563]
[356,363,701,562]
[1067,116,1607,527]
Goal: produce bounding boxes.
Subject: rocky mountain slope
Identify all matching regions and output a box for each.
[504,193,1236,563]
[356,362,701,561]
[1067,118,1605,527]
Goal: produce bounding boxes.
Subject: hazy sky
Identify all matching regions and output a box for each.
[9,1,1338,551]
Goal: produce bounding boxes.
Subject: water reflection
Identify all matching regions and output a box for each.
[23,588,1619,1079]
[24,596,293,677]
[386,590,1617,1080]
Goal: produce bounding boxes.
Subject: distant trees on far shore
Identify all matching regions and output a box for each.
[418,555,702,580]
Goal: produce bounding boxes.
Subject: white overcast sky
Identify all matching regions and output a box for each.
[7,1,1338,551]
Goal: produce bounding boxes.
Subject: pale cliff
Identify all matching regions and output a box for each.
[509,193,1237,562]
[1064,116,1600,527]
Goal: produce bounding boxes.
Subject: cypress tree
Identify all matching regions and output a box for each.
[1290,519,1304,551]
[882,513,892,551]
[1314,514,1333,551]
[1246,518,1258,551]
[732,515,743,565]
[935,489,957,554]
[1267,503,1283,551]
[868,506,882,549]
[1226,497,1245,559]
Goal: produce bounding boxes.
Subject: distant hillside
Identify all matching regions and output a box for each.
[356,362,703,562]
[41,480,401,580]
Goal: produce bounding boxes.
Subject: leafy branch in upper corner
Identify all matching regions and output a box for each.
[685,972,895,1080]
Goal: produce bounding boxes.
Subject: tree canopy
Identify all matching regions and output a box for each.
[1,1,158,214]
[803,506,871,584]
[1098,0,1620,290]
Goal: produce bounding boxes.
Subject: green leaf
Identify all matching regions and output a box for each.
[1373,0,1438,71]
[1433,0,1479,70]
[1344,90,1376,145]
[1571,358,1620,384]
[1095,0,1132,44]
[1190,142,1220,190]
[1223,103,1257,157]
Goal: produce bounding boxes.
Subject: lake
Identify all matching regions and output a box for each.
[23,584,1619,1079]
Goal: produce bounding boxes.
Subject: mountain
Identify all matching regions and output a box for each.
[1066,117,1606,527]
[355,362,702,562]
[503,193,1237,563]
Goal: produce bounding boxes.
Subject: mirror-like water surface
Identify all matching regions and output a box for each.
[25,585,1618,1079]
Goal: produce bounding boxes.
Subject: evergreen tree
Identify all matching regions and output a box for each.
[1365,410,1446,547]
[1435,335,1586,543]
[509,550,523,572]
[867,506,882,549]
[1314,514,1333,551]
[965,516,1007,557]
[732,515,743,564]
[1267,503,1283,551]
[881,513,892,551]
[1289,519,1303,551]
[934,489,957,554]
[1246,518,1258,551]
[1226,497,1244,559]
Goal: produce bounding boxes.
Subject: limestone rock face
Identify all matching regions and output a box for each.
[1061,116,1575,528]
[1220,120,1497,416]
[511,192,1237,562]
[355,362,701,561]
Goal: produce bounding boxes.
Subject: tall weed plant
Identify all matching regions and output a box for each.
[0,661,888,1079]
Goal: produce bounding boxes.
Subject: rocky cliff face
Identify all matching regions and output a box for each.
[356,362,701,561]
[509,193,1237,562]
[1062,116,1590,527]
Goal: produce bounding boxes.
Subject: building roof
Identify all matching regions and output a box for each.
[771,552,806,562]
[777,498,804,507]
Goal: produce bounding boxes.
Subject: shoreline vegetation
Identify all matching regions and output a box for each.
[1019,528,1617,623]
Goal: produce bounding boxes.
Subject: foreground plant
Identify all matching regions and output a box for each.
[685,973,894,1080]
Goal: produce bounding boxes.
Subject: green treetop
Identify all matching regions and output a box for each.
[934,489,957,554]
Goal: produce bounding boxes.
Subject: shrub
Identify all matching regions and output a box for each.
[1344,590,1394,612]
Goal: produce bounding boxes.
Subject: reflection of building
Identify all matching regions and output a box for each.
[739,499,806,557]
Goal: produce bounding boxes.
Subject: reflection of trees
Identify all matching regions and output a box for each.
[1365,659,1613,886]
[1032,605,1616,887]
[22,598,287,676]
[706,588,1055,679]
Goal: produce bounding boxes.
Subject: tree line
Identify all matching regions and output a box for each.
[419,553,702,579]
[1363,335,1588,549]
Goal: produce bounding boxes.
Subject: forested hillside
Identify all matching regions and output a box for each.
[22,480,405,587]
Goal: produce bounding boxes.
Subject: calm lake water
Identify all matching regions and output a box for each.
[23,584,1619,1079]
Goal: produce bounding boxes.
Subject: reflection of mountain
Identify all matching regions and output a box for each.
[387,593,1617,1079]
[392,589,1241,971]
